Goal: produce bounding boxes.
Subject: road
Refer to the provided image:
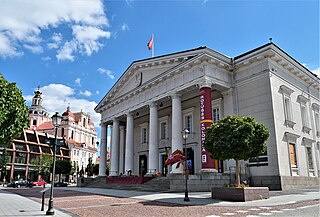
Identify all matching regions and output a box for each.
[2,187,319,217]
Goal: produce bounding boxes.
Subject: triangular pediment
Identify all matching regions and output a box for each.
[95,46,231,112]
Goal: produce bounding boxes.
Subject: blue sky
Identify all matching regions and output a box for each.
[0,0,319,132]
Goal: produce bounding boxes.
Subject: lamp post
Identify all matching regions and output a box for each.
[46,112,62,215]
[182,128,189,202]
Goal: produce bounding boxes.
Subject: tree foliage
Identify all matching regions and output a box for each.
[205,115,270,185]
[86,157,94,177]
[0,73,29,146]
[205,115,269,161]
[55,160,72,175]
[0,148,9,180]
[93,164,99,175]
[39,154,52,181]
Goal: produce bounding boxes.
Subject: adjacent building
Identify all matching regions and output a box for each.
[95,43,319,190]
[0,130,70,182]
[30,89,98,181]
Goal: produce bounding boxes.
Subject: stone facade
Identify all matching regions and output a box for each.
[96,43,319,190]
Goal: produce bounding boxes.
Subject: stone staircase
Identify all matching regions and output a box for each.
[80,176,171,192]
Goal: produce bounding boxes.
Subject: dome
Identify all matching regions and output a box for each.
[62,105,75,117]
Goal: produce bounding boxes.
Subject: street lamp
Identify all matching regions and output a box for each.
[182,128,189,202]
[46,112,62,215]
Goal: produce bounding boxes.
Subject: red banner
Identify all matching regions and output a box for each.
[200,86,215,169]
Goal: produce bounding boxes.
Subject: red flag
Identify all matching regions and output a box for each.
[165,149,186,168]
[147,36,153,50]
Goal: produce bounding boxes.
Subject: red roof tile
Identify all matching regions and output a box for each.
[36,121,54,130]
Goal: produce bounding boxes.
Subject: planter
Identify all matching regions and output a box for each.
[211,187,269,202]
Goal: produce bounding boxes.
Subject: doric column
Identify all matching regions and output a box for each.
[148,102,159,174]
[125,112,134,174]
[199,81,215,171]
[119,125,125,175]
[98,123,107,176]
[110,118,119,176]
[171,93,183,174]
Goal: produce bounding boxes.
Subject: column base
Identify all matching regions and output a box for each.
[199,168,218,174]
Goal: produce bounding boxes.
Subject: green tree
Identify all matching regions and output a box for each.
[86,157,94,177]
[55,160,72,182]
[0,148,9,184]
[0,73,29,146]
[93,164,99,175]
[39,154,52,182]
[205,115,270,186]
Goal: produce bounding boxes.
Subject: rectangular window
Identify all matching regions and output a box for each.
[141,127,147,144]
[301,103,309,127]
[160,121,167,140]
[280,85,295,128]
[289,143,297,168]
[213,106,220,123]
[314,110,319,134]
[306,147,314,170]
[184,115,193,133]
[284,96,292,121]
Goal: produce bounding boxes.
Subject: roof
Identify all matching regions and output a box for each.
[65,138,82,147]
[234,42,318,78]
[62,106,74,117]
[35,121,54,130]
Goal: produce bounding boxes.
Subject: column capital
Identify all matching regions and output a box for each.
[126,111,134,117]
[170,92,181,99]
[198,78,213,89]
[119,125,125,130]
[149,101,158,108]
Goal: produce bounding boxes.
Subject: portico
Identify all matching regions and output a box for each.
[96,44,320,190]
[96,46,232,177]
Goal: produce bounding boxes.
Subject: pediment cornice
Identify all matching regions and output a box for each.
[235,44,319,90]
[95,49,232,112]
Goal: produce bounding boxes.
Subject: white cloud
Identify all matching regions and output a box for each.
[24,83,101,127]
[23,44,43,54]
[56,40,77,62]
[47,33,62,49]
[41,56,51,61]
[98,67,115,79]
[0,32,23,58]
[311,67,320,77]
[96,90,100,94]
[0,0,110,60]
[121,23,129,31]
[75,78,81,86]
[80,90,92,97]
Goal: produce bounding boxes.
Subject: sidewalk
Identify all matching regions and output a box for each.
[0,185,318,217]
[64,185,320,207]
[0,187,72,217]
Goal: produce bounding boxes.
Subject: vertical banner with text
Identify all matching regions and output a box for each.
[200,86,215,169]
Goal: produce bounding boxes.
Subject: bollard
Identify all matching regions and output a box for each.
[41,191,45,211]
[40,188,49,211]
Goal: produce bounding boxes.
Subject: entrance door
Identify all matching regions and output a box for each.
[161,154,168,176]
[139,155,147,176]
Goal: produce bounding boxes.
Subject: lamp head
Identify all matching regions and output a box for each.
[51,112,62,127]
[182,128,189,139]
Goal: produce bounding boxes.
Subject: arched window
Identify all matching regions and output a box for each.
[32,119,37,126]
[61,128,64,137]
[71,130,74,140]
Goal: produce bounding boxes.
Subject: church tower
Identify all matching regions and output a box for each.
[28,87,50,130]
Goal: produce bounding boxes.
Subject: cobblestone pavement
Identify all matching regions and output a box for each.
[3,187,319,217]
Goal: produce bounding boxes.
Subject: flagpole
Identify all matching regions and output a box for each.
[152,33,154,58]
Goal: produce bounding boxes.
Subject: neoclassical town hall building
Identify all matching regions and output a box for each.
[95,43,319,190]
